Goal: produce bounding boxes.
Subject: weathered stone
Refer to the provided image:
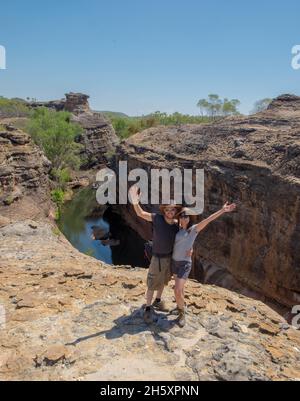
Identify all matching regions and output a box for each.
[258,322,281,336]
[0,219,299,380]
[34,345,74,367]
[0,125,51,218]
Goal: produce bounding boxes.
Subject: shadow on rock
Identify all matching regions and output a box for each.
[65,307,178,347]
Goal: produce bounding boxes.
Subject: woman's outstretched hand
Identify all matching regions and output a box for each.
[222,201,236,213]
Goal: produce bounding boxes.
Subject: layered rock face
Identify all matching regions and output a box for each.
[71,108,119,168]
[117,94,300,308]
[0,124,51,222]
[0,220,300,381]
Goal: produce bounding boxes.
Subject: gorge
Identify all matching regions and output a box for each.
[117,94,300,310]
[0,93,300,380]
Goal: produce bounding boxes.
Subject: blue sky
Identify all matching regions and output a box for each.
[0,0,299,115]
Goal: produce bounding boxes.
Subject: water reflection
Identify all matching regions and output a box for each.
[58,187,147,267]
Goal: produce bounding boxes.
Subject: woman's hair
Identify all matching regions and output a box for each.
[177,208,198,230]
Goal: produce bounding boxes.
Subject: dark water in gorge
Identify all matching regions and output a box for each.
[58,187,148,268]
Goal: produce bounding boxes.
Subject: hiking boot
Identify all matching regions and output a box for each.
[143,306,155,324]
[177,309,186,328]
[170,305,187,316]
[152,299,169,312]
[169,307,180,316]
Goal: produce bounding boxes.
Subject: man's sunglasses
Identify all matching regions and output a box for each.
[165,208,177,213]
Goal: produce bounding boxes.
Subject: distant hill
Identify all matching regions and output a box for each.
[99,111,129,119]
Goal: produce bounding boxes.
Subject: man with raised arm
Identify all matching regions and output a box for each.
[129,185,183,324]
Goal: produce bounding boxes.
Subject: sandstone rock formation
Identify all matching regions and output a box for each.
[71,108,119,168]
[64,93,90,114]
[0,219,300,381]
[0,124,51,221]
[117,94,300,308]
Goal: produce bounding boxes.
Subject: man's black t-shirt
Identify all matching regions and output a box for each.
[151,213,179,256]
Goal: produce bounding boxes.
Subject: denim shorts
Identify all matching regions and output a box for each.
[171,260,192,280]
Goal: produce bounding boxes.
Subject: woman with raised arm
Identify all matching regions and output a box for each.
[172,202,236,327]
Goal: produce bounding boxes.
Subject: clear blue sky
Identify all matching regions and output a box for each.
[0,0,299,115]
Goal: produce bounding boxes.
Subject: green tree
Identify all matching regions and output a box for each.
[251,98,272,114]
[197,94,240,118]
[222,98,240,116]
[197,99,210,116]
[26,107,83,170]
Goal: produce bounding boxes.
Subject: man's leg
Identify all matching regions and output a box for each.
[152,257,172,312]
[146,289,155,307]
[156,285,164,301]
[144,288,156,324]
[144,256,159,323]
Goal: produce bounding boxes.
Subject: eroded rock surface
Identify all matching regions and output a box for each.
[0,124,51,221]
[117,94,300,308]
[0,220,300,381]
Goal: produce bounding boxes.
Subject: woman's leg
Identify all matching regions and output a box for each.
[174,277,186,310]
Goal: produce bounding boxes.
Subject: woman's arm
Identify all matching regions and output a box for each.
[129,185,153,222]
[195,202,236,233]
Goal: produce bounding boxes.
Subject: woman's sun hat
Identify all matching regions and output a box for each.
[176,207,198,218]
[159,200,183,214]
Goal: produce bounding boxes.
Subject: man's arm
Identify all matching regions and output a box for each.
[195,202,236,233]
[129,185,153,222]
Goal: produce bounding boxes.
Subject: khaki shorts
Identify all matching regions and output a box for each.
[146,256,172,291]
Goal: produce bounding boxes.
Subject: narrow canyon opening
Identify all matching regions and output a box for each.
[58,187,148,268]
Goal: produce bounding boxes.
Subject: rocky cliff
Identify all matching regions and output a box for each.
[0,124,51,223]
[0,219,300,381]
[117,94,300,308]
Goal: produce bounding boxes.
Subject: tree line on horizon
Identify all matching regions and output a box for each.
[0,94,272,122]
[0,93,274,147]
[107,96,272,138]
